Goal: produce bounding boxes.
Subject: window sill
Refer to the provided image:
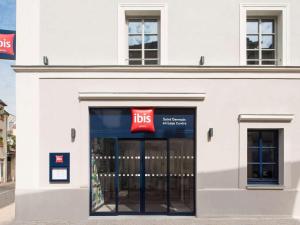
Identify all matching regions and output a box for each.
[246,185,284,190]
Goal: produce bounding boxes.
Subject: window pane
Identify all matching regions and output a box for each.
[128,20,142,34]
[91,138,116,213]
[261,131,277,147]
[145,60,158,65]
[248,149,259,162]
[129,60,142,65]
[262,60,276,65]
[262,50,275,60]
[247,61,259,65]
[169,139,195,213]
[248,131,259,147]
[118,140,141,212]
[261,20,274,34]
[247,51,259,60]
[262,35,275,49]
[262,164,278,180]
[145,50,158,59]
[247,19,259,34]
[144,19,158,34]
[145,140,167,213]
[247,35,259,49]
[129,50,142,59]
[248,164,260,179]
[144,35,158,49]
[129,35,142,49]
[262,149,277,163]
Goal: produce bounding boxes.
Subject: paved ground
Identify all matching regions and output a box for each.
[0,183,15,193]
[0,183,15,209]
[0,204,299,225]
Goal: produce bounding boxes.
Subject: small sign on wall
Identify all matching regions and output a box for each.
[49,153,70,183]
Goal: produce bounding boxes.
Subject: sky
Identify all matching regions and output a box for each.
[0,0,16,115]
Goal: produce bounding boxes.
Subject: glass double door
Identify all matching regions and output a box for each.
[90,137,195,215]
[118,139,167,213]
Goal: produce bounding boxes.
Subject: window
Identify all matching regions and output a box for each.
[247,130,279,184]
[127,18,160,65]
[240,4,288,66]
[247,18,277,65]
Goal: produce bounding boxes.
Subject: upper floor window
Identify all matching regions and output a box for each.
[247,18,277,65]
[127,18,160,65]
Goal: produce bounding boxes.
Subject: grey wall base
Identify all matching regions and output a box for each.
[15,188,298,220]
[15,189,89,220]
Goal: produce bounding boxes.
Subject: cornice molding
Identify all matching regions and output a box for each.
[12,65,300,74]
[78,92,206,101]
[239,114,294,123]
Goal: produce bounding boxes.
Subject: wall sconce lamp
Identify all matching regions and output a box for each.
[199,56,205,66]
[71,128,76,142]
[208,128,213,141]
[43,56,49,65]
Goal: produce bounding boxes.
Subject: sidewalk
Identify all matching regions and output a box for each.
[0,182,15,209]
[0,182,15,192]
[0,203,14,225]
[0,200,299,225]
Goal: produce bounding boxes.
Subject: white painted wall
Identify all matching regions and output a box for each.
[15,73,300,219]
[15,0,300,220]
[14,0,300,66]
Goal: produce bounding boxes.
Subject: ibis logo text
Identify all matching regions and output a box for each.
[0,34,15,56]
[131,108,155,133]
[55,155,64,164]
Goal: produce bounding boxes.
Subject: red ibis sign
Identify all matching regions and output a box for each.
[0,34,15,56]
[131,108,155,133]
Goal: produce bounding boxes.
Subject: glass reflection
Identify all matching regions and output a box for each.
[248,164,259,179]
[247,51,259,60]
[91,138,116,213]
[169,139,194,213]
[118,140,141,212]
[248,131,259,147]
[144,35,158,49]
[145,60,158,65]
[261,20,274,34]
[128,36,142,49]
[145,50,158,59]
[144,19,158,34]
[262,61,276,65]
[262,164,277,179]
[262,35,274,49]
[262,50,275,60]
[261,131,277,146]
[145,140,167,212]
[247,20,258,34]
[128,20,142,34]
[247,61,259,65]
[247,35,259,49]
[129,50,142,59]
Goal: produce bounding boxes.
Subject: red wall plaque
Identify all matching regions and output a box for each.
[55,155,64,164]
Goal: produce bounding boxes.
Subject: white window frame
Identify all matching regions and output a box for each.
[238,114,294,189]
[246,17,277,65]
[118,3,168,65]
[127,17,160,65]
[240,3,289,66]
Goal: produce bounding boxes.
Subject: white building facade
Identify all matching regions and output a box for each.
[14,0,300,220]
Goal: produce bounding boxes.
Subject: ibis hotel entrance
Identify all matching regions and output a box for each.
[90,108,195,216]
